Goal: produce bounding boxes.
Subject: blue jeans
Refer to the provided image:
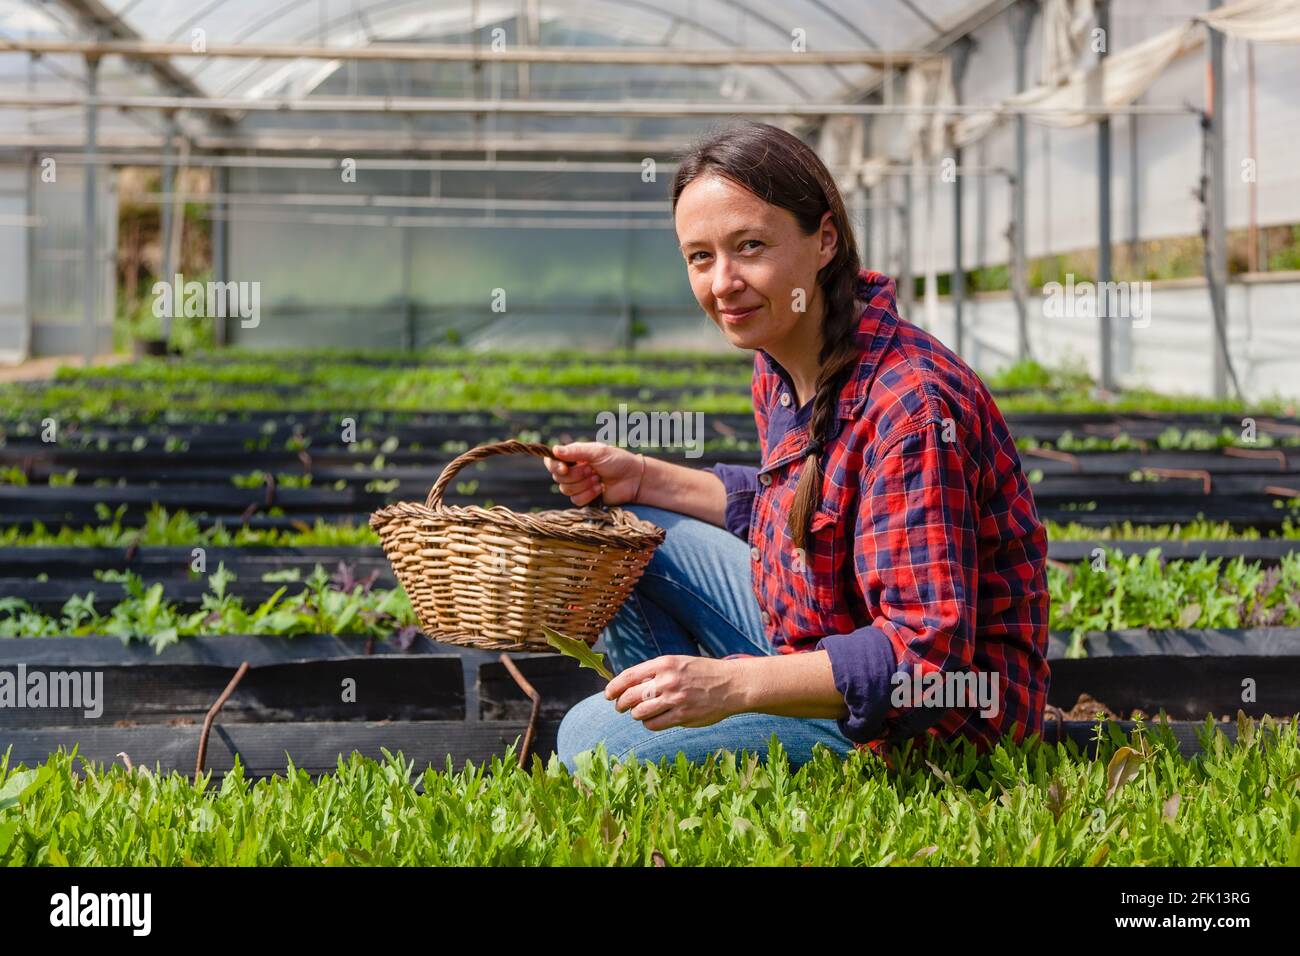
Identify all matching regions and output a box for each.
[554,504,859,772]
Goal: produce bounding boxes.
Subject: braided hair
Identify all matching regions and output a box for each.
[671,122,864,554]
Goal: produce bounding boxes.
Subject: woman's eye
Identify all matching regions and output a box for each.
[741,239,763,252]
[688,251,710,263]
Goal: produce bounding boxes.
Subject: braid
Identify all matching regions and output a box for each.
[786,273,864,555]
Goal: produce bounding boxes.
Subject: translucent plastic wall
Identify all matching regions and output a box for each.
[223,162,722,352]
[874,0,1300,277]
[0,161,116,359]
[0,165,28,361]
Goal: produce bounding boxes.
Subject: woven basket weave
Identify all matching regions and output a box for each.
[369,439,666,652]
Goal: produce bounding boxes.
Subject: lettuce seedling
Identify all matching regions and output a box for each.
[541,624,613,681]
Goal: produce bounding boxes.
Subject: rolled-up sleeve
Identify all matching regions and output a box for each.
[816,418,980,745]
[703,462,759,541]
[815,626,898,742]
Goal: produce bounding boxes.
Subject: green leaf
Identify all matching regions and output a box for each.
[1105,746,1146,801]
[0,769,38,811]
[541,625,613,681]
[0,819,18,857]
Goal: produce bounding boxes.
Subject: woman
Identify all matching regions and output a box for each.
[548,121,1050,773]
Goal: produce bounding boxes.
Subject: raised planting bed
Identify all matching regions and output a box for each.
[0,545,392,578]
[4,409,1298,445]
[1037,501,1299,530]
[5,625,1299,777]
[0,633,516,728]
[4,540,1299,615]
[1047,539,1300,562]
[6,548,1300,639]
[3,469,1295,532]
[1021,447,1300,475]
[1045,627,1300,720]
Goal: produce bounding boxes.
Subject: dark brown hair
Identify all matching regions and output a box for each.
[671,121,863,554]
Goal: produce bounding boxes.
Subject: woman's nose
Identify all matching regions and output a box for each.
[711,257,744,299]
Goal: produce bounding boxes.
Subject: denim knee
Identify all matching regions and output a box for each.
[555,691,616,772]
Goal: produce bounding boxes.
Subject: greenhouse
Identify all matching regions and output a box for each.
[1,0,1299,889]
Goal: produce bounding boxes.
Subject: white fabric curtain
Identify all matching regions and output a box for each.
[954,21,1201,145]
[1197,0,1300,42]
[1041,0,1098,86]
[952,0,1300,149]
[902,58,954,331]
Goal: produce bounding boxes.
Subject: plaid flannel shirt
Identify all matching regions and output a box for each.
[705,268,1051,759]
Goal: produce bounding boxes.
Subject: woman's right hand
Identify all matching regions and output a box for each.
[543,442,646,507]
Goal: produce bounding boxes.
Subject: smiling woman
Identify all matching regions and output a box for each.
[553,121,1051,774]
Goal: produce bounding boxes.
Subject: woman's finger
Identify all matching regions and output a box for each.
[547,459,591,480]
[572,485,604,506]
[631,693,674,722]
[557,475,600,495]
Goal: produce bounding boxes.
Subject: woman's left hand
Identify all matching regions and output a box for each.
[605,655,748,731]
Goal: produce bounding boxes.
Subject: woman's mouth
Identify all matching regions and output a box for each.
[719,305,760,325]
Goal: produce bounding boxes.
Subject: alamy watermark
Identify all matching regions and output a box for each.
[0,665,103,718]
[595,404,705,459]
[1042,274,1152,329]
[152,272,261,329]
[50,886,151,936]
[890,664,1000,719]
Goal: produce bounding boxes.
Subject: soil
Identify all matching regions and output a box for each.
[1059,692,1238,723]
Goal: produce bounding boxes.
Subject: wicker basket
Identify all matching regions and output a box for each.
[369,439,666,652]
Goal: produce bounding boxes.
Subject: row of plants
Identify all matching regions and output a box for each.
[1022,427,1300,452]
[70,352,1081,392]
[0,355,1291,421]
[1044,517,1300,541]
[0,382,758,420]
[0,505,379,548]
[3,719,1299,865]
[3,550,1299,656]
[6,425,1295,460]
[2,504,1298,551]
[1049,550,1300,656]
[50,357,755,392]
[198,345,758,368]
[12,430,1293,468]
[0,564,415,653]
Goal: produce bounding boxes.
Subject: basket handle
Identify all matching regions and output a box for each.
[425,439,605,510]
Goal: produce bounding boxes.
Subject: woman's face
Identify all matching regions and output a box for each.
[674,172,838,352]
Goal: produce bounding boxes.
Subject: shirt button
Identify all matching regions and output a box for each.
[779,392,792,407]
[758,472,772,486]
[750,546,760,562]
[760,610,771,626]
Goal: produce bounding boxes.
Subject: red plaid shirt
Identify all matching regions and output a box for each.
[706,268,1051,759]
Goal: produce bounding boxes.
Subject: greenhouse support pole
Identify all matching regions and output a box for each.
[1127,113,1140,274]
[900,174,913,320]
[951,37,974,359]
[860,185,872,267]
[212,164,227,347]
[882,174,893,286]
[861,115,874,268]
[81,55,99,367]
[401,167,415,352]
[1097,0,1115,392]
[1010,0,1036,361]
[159,112,178,343]
[1208,0,1230,400]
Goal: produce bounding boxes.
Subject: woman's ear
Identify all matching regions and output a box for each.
[818,210,839,269]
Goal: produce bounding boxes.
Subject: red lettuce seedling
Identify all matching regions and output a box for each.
[541,624,613,682]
